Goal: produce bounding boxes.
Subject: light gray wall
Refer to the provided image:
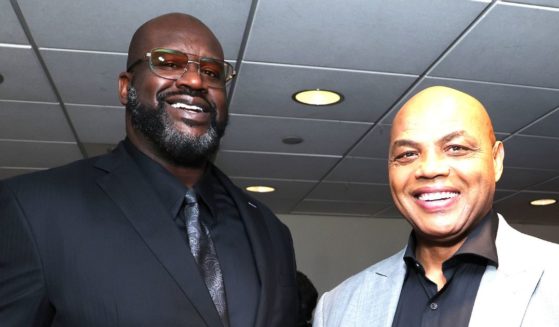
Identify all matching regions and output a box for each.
[278,214,559,296]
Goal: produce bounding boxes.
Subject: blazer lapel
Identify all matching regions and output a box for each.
[212,167,274,326]
[95,145,222,327]
[369,249,407,327]
[469,216,544,327]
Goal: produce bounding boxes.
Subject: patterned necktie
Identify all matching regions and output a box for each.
[184,189,229,327]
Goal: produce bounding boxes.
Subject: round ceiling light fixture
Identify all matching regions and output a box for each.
[530,198,557,206]
[292,89,344,106]
[246,186,275,193]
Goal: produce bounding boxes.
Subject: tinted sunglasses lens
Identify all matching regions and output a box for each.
[199,58,227,82]
[149,49,188,78]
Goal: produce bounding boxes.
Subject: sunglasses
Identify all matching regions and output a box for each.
[127,48,236,88]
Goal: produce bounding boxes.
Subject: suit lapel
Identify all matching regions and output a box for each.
[212,167,274,326]
[469,216,544,327]
[95,145,222,327]
[369,249,407,327]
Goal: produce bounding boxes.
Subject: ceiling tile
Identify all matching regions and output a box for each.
[245,0,488,74]
[221,115,371,156]
[325,157,388,184]
[41,50,124,106]
[215,151,340,180]
[0,140,82,168]
[18,0,251,58]
[229,62,415,122]
[0,47,57,102]
[381,78,559,133]
[349,124,391,158]
[0,100,74,141]
[494,191,559,225]
[0,1,28,44]
[520,107,559,138]
[497,167,559,190]
[432,3,559,88]
[67,104,125,144]
[503,135,559,171]
[293,200,390,217]
[307,181,393,203]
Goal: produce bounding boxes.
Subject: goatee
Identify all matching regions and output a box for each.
[126,86,227,167]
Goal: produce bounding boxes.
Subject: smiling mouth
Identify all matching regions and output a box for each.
[416,191,459,202]
[170,102,205,113]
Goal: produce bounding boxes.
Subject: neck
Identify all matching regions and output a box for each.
[127,129,207,188]
[414,237,466,291]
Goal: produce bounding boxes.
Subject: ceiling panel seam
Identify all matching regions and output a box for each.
[226,0,261,105]
[10,0,87,158]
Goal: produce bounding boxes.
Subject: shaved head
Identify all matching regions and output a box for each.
[126,13,223,70]
[392,86,496,146]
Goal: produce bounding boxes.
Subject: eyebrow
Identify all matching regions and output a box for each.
[390,130,470,149]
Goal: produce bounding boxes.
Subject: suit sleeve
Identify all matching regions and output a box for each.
[0,182,53,326]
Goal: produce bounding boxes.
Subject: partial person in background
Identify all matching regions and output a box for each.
[297,271,319,327]
[313,86,559,327]
[0,12,297,327]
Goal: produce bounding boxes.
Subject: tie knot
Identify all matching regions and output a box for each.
[185,189,197,205]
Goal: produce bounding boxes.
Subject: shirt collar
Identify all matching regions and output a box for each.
[404,210,499,267]
[193,165,218,219]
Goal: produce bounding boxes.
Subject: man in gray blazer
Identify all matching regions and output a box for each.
[314,86,559,327]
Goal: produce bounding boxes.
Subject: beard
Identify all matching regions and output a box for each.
[126,86,227,167]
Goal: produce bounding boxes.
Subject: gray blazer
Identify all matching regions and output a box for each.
[314,215,559,327]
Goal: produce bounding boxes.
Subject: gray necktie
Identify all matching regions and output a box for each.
[184,189,229,327]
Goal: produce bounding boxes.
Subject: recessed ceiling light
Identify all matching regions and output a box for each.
[282,137,303,145]
[530,198,557,206]
[292,89,343,106]
[246,186,275,193]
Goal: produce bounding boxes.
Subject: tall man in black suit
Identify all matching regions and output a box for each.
[0,13,298,327]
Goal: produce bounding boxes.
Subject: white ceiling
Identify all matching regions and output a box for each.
[1,0,558,224]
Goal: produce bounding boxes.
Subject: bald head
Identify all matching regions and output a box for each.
[392,86,496,145]
[126,13,223,69]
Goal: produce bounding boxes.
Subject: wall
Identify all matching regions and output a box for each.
[278,214,559,296]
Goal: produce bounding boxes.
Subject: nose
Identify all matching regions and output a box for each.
[414,150,450,179]
[175,61,204,90]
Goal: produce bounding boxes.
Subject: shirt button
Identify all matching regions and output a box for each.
[430,303,438,310]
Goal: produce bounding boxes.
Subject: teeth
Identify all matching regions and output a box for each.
[171,102,203,112]
[417,192,459,201]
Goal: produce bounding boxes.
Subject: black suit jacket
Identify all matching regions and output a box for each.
[0,142,298,327]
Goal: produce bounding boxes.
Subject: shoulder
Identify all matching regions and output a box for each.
[496,214,559,258]
[315,249,405,323]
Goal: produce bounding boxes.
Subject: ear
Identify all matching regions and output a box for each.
[118,72,131,105]
[492,141,505,182]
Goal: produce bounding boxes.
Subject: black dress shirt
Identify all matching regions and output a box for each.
[391,211,499,327]
[124,139,260,327]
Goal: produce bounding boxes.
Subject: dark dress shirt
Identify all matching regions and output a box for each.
[124,139,260,327]
[391,211,499,327]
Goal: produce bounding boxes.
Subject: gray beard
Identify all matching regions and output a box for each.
[126,86,227,167]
